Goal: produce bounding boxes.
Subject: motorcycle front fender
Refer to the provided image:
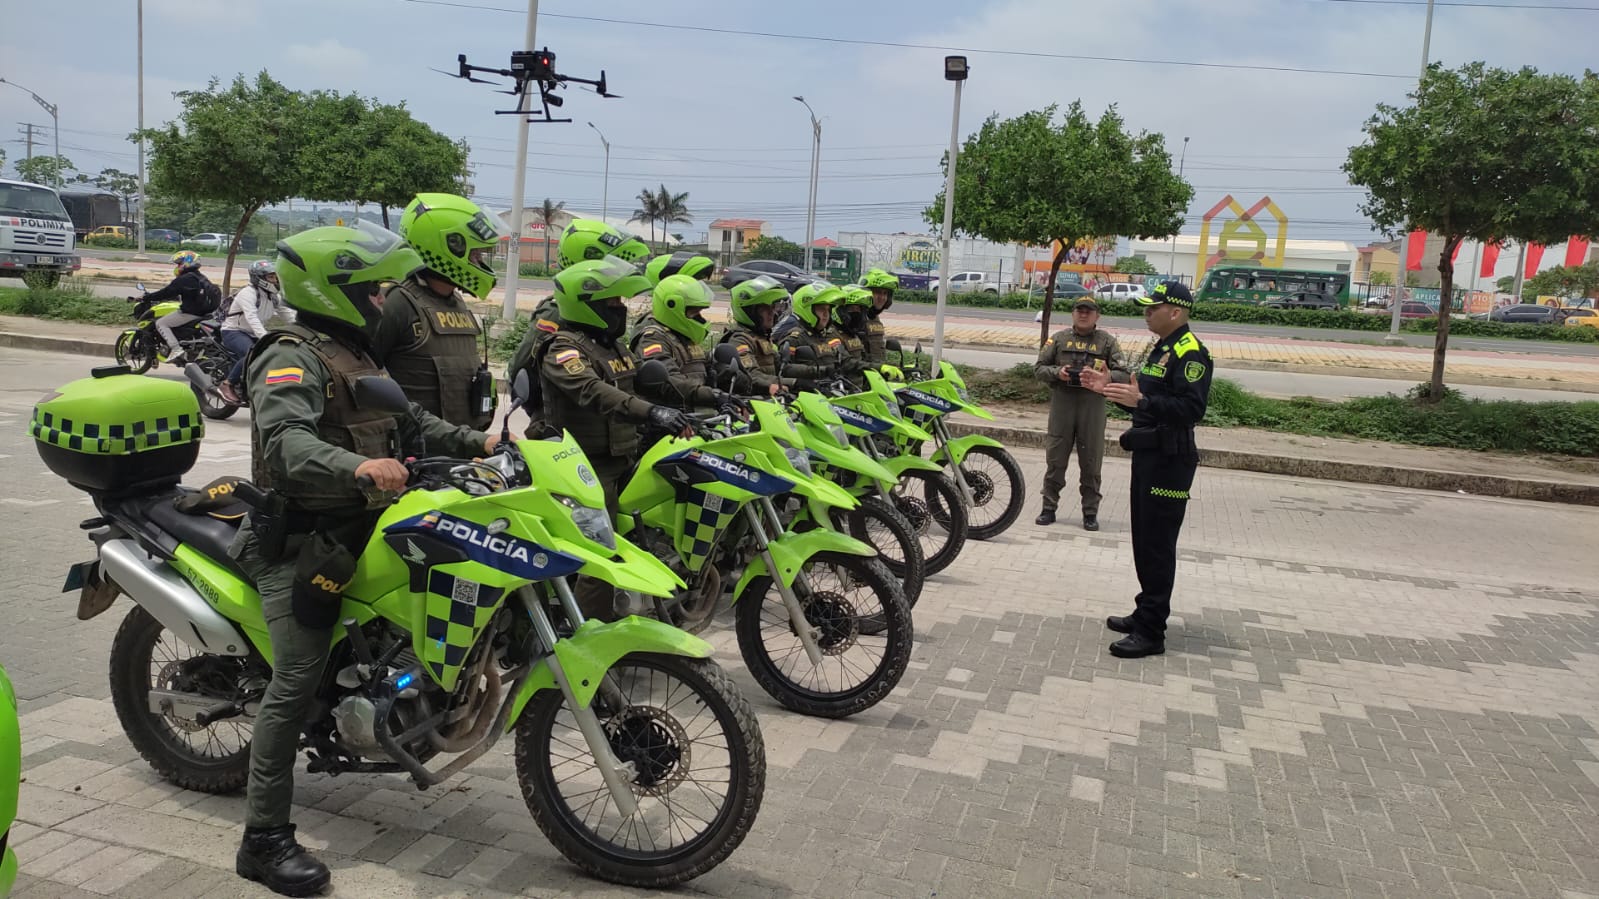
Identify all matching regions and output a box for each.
[505,616,713,726]
[733,527,876,600]
[881,454,943,478]
[931,433,1005,466]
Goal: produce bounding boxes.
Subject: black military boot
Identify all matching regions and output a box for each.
[1083,514,1099,531]
[1105,615,1133,634]
[1109,632,1165,659]
[237,825,331,897]
[1034,508,1056,526]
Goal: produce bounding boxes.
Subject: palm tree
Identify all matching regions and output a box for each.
[633,187,661,245]
[534,197,565,269]
[654,184,692,246]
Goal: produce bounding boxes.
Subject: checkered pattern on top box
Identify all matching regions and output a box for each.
[674,489,740,573]
[30,409,203,455]
[421,568,504,690]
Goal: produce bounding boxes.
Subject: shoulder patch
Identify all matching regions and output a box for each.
[264,367,303,386]
[563,359,586,374]
[827,337,842,349]
[640,343,666,357]
[1184,360,1207,383]
[553,349,580,365]
[736,343,752,355]
[535,318,559,333]
[1174,332,1202,357]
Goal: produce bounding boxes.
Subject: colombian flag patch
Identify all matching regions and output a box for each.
[553,349,580,364]
[535,319,559,333]
[264,368,303,385]
[640,343,665,357]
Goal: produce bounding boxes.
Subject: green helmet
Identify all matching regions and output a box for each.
[552,255,652,334]
[840,285,873,307]
[644,251,715,286]
[557,219,650,269]
[275,222,422,338]
[398,193,508,298]
[791,281,842,329]
[650,274,715,343]
[730,275,789,329]
[863,268,899,292]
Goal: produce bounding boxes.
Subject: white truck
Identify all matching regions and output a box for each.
[0,178,82,289]
[929,271,1018,294]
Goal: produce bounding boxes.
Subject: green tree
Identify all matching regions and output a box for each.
[632,187,661,244]
[140,72,308,291]
[929,103,1192,344]
[745,234,803,263]
[334,98,469,228]
[1112,255,1158,275]
[1345,62,1599,401]
[14,155,75,187]
[1368,270,1393,287]
[654,183,692,244]
[1523,261,1599,301]
[533,198,565,269]
[1496,275,1516,294]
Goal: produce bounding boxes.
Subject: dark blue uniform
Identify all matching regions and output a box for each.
[1118,323,1212,642]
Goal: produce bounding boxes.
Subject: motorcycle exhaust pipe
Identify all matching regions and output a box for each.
[183,362,214,393]
[99,539,249,657]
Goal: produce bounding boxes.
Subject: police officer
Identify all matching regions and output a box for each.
[720,276,802,396]
[506,220,651,437]
[832,286,876,389]
[1081,281,1212,659]
[373,194,507,430]
[861,268,900,365]
[233,223,495,895]
[644,250,715,285]
[774,282,845,383]
[1033,297,1130,530]
[629,274,737,409]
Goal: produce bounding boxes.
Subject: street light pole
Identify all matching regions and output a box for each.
[1166,136,1189,279]
[587,121,610,221]
[794,96,821,274]
[931,56,969,371]
[1386,0,1436,345]
[0,78,59,187]
[134,0,149,260]
[499,0,540,320]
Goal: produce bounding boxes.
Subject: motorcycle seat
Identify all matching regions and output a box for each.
[145,493,251,583]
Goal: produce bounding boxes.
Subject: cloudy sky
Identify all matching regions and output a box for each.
[3,0,1593,244]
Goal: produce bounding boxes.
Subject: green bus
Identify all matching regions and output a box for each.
[1197,266,1352,309]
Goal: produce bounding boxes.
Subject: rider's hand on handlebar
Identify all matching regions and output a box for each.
[482,433,502,455]
[768,383,785,397]
[648,404,695,439]
[355,458,408,492]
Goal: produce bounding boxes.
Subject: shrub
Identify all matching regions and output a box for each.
[519,263,554,278]
[0,282,130,325]
[82,236,182,251]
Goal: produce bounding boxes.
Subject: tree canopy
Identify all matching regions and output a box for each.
[13,155,75,187]
[1112,255,1159,275]
[1345,62,1599,399]
[1523,261,1599,301]
[928,102,1191,343]
[745,234,804,263]
[633,184,691,246]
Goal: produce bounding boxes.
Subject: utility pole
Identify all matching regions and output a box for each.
[499,0,541,320]
[1385,0,1436,345]
[794,96,821,274]
[931,56,970,371]
[587,121,610,221]
[1165,136,1189,279]
[18,123,40,160]
[134,0,149,259]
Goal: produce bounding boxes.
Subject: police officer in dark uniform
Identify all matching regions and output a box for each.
[774,283,845,383]
[233,223,495,895]
[720,276,802,396]
[374,194,508,430]
[1082,281,1212,659]
[629,274,737,409]
[1033,297,1130,530]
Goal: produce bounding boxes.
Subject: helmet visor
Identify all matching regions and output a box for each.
[466,209,510,244]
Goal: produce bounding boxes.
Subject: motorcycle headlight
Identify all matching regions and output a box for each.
[555,494,615,550]
[957,387,971,402]
[828,423,849,446]
[883,402,902,420]
[783,446,813,477]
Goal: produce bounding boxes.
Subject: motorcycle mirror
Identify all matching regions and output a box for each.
[711,342,741,372]
[914,341,924,356]
[635,359,672,392]
[885,338,902,352]
[136,282,146,292]
[510,369,532,408]
[354,376,412,415]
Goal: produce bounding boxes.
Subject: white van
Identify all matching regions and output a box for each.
[0,178,81,288]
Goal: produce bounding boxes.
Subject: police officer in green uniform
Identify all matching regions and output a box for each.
[1082,281,1212,659]
[1033,296,1130,530]
[861,268,900,365]
[374,194,508,430]
[832,286,877,389]
[232,223,496,895]
[629,274,737,409]
[720,276,802,396]
[774,282,845,383]
[506,220,651,437]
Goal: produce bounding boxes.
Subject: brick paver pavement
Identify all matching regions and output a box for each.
[2,348,1598,898]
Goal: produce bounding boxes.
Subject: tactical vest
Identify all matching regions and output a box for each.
[862,317,888,363]
[721,326,780,376]
[1050,328,1118,378]
[632,318,710,386]
[542,330,643,459]
[383,279,486,429]
[248,324,398,512]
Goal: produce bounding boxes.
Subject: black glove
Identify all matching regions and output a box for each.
[792,379,817,393]
[648,404,692,434]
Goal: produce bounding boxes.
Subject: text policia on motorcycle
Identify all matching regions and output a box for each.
[25,199,1037,894]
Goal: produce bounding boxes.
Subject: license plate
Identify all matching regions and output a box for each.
[34,255,50,265]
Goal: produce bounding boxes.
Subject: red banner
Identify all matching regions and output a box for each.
[1405,230,1428,270]
[1480,242,1501,278]
[1565,238,1591,268]
[1525,244,1546,277]
[1450,242,1463,264]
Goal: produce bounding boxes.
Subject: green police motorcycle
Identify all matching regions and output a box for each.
[622,362,913,719]
[885,343,1027,541]
[33,368,765,888]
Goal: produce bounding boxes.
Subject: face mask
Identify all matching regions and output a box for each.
[600,303,629,338]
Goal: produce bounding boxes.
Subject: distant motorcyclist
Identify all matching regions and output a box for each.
[143,250,220,364]
[217,260,290,405]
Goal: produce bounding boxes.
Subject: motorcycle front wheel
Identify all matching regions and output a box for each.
[115,329,157,375]
[514,654,765,888]
[735,552,912,718]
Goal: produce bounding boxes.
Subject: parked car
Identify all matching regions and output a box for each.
[1266,291,1341,311]
[86,225,130,241]
[147,228,182,244]
[1094,282,1148,302]
[721,259,815,293]
[1398,301,1437,319]
[1562,307,1598,328]
[1488,303,1560,324]
[1033,282,1095,323]
[183,232,233,251]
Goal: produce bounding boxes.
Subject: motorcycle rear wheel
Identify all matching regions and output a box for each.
[889,469,969,576]
[832,494,925,608]
[949,444,1026,541]
[514,654,765,888]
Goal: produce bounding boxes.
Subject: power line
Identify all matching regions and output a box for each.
[396,0,1414,79]
[1311,0,1598,9]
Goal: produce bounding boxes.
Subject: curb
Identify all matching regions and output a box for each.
[0,331,116,357]
[945,421,1599,508]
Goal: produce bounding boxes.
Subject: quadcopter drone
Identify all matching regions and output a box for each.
[439,48,617,124]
